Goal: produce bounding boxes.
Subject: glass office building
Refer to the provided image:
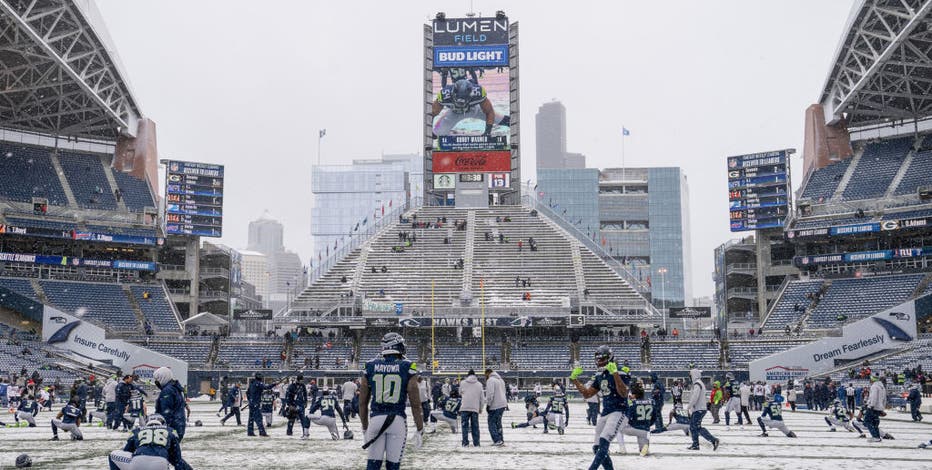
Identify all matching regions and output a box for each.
[311,154,422,258]
[538,166,692,308]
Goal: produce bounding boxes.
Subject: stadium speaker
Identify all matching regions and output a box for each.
[919,185,932,200]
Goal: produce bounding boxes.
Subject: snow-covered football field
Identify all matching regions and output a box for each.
[1,400,929,469]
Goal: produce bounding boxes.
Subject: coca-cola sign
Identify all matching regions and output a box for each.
[432,151,511,173]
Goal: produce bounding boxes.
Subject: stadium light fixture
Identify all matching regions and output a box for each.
[496,10,507,19]
[435,12,445,20]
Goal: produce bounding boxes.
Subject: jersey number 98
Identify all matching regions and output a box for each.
[138,428,169,447]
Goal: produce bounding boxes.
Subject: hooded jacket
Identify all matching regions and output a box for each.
[103,378,118,402]
[687,369,707,412]
[156,380,188,438]
[485,372,507,411]
[458,374,485,413]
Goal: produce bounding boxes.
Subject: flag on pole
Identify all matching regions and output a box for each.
[319,129,327,138]
[622,127,630,136]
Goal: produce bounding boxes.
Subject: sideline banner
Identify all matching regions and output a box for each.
[42,307,188,386]
[749,295,925,383]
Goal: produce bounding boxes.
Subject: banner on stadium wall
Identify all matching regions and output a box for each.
[668,306,712,318]
[786,215,932,240]
[432,151,511,173]
[232,309,273,320]
[794,247,932,267]
[365,316,567,328]
[42,306,188,386]
[749,294,927,384]
[0,251,157,271]
[0,225,158,246]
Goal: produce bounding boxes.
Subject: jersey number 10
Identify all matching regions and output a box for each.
[372,374,402,404]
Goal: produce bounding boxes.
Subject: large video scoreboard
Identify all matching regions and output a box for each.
[727,150,790,232]
[164,160,224,237]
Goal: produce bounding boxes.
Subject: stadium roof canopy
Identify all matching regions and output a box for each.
[820,0,932,128]
[0,0,140,140]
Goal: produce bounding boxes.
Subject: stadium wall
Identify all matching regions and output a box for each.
[749,293,929,384]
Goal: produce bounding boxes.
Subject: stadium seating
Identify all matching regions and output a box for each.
[216,339,284,368]
[292,205,647,313]
[111,170,156,211]
[894,151,932,196]
[0,277,39,301]
[140,338,212,366]
[649,342,719,370]
[800,158,851,201]
[291,340,354,370]
[726,341,807,368]
[842,137,914,201]
[510,342,571,370]
[0,142,69,205]
[57,151,118,210]
[578,343,642,369]
[129,285,182,333]
[806,274,925,329]
[39,280,139,332]
[761,280,824,331]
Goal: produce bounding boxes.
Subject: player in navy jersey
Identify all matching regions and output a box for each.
[546,390,569,435]
[429,389,461,434]
[108,414,192,470]
[15,393,39,427]
[722,373,743,429]
[260,387,277,428]
[623,381,653,456]
[50,399,83,441]
[124,388,147,430]
[570,345,629,470]
[89,391,109,427]
[308,388,349,440]
[757,392,797,438]
[359,332,425,470]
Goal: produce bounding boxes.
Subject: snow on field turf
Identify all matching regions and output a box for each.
[1,401,930,469]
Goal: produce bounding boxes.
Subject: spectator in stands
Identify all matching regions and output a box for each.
[517,240,523,252]
[672,328,679,340]
[381,266,388,273]
[522,292,531,301]
[514,276,520,287]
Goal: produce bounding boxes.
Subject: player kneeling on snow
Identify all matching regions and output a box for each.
[50,399,83,441]
[109,414,192,470]
[429,388,461,433]
[756,390,796,438]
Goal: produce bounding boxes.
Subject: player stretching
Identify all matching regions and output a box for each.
[308,388,350,440]
[14,393,38,427]
[570,345,629,470]
[360,333,424,470]
[824,398,864,436]
[50,399,83,441]
[108,414,192,470]
[622,381,652,456]
[429,388,461,433]
[652,403,692,436]
[757,390,797,438]
[511,401,549,432]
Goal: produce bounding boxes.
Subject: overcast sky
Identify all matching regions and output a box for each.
[95,0,855,299]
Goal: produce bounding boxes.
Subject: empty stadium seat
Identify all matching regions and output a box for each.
[40,280,139,332]
[0,142,69,205]
[130,285,181,333]
[800,159,851,201]
[806,274,925,329]
[111,170,156,211]
[58,151,118,210]
[842,137,914,200]
[761,280,823,331]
